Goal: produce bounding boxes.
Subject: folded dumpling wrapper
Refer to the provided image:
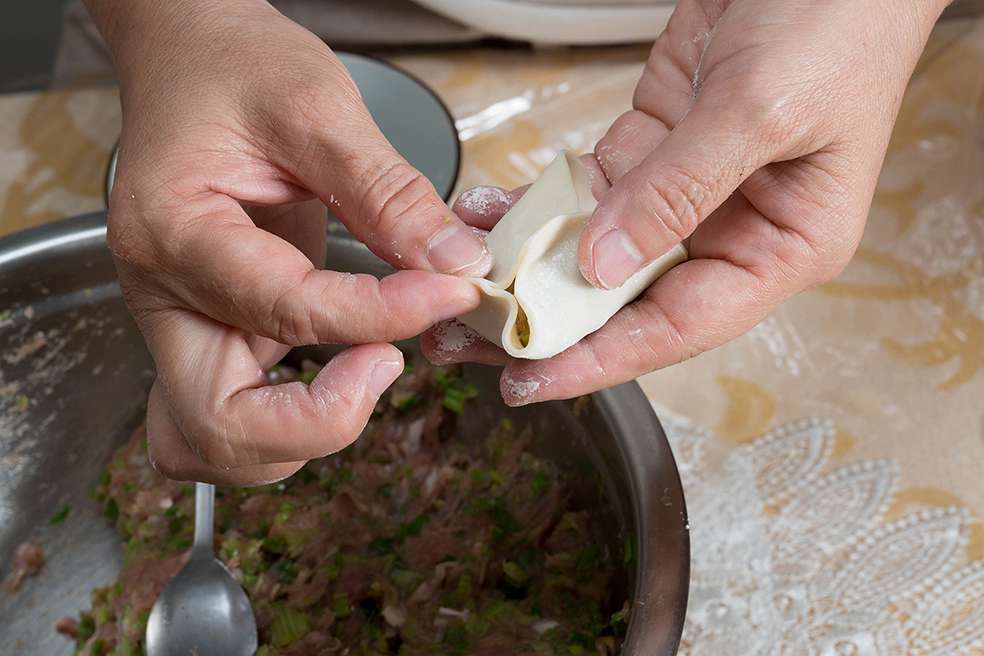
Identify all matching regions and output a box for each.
[459,152,688,360]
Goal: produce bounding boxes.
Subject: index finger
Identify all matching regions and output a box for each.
[144,307,404,471]
[137,195,482,346]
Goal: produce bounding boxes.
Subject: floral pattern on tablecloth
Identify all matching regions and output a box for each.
[660,410,984,655]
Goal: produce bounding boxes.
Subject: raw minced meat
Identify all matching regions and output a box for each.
[60,361,629,655]
[3,541,45,593]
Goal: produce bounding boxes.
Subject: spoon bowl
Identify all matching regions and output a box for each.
[145,483,257,656]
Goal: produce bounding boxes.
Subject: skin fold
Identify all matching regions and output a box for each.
[86,0,950,483]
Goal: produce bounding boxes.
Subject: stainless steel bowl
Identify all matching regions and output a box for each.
[0,214,689,655]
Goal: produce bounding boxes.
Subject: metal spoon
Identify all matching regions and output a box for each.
[146,483,258,656]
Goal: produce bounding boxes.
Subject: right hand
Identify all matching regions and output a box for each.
[88,0,491,485]
[429,0,945,407]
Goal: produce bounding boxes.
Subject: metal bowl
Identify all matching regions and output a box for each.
[0,214,689,655]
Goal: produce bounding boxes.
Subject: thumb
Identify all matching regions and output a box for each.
[290,100,491,277]
[578,104,774,289]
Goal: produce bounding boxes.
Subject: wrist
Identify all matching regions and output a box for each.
[885,0,953,56]
[83,0,271,80]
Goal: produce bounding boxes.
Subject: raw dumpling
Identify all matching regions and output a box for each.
[458,152,688,360]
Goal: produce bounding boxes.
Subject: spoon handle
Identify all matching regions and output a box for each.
[193,482,215,556]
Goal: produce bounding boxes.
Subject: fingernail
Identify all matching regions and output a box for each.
[593,229,645,289]
[368,359,403,398]
[455,186,510,217]
[501,373,542,407]
[431,319,478,360]
[427,224,492,276]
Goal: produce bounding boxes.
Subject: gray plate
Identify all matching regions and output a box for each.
[0,214,689,655]
[106,52,461,204]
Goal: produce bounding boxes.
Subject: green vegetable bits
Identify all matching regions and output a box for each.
[63,362,626,655]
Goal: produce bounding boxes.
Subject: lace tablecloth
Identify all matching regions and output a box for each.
[2,17,983,655]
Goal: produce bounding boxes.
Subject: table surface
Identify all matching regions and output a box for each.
[1,17,983,655]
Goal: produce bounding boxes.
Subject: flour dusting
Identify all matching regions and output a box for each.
[502,374,541,401]
[432,320,478,355]
[456,186,509,217]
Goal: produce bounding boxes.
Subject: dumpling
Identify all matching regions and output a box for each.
[458,151,688,360]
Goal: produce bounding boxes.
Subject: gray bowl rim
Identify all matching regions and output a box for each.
[0,213,690,655]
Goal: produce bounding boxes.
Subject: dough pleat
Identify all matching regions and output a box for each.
[458,152,688,360]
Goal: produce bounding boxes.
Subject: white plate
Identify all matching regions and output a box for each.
[413,0,675,45]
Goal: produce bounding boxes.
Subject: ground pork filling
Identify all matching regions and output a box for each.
[3,542,45,593]
[61,360,630,655]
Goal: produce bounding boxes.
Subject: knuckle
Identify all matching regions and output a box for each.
[749,96,789,140]
[282,72,361,136]
[271,303,310,345]
[265,69,365,166]
[732,77,796,142]
[708,74,798,150]
[324,273,391,341]
[269,277,321,345]
[359,161,437,237]
[636,301,694,363]
[638,166,710,242]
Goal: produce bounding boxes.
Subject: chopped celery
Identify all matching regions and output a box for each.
[104,498,119,523]
[270,606,311,648]
[262,535,288,555]
[502,561,529,587]
[332,592,352,619]
[394,391,420,412]
[623,537,635,566]
[435,369,479,414]
[610,607,629,625]
[114,637,139,656]
[94,605,111,626]
[320,561,341,581]
[443,624,469,655]
[400,514,430,539]
[275,558,298,584]
[77,614,95,641]
[49,505,71,524]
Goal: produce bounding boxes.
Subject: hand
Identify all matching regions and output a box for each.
[424,0,948,405]
[86,0,491,484]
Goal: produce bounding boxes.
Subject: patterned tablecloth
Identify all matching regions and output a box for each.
[1,15,983,655]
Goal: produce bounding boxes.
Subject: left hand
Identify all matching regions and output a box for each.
[423,0,948,406]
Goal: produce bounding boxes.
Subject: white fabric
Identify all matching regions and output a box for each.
[658,409,984,656]
[459,151,687,359]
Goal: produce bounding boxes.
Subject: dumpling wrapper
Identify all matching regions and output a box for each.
[458,152,688,360]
